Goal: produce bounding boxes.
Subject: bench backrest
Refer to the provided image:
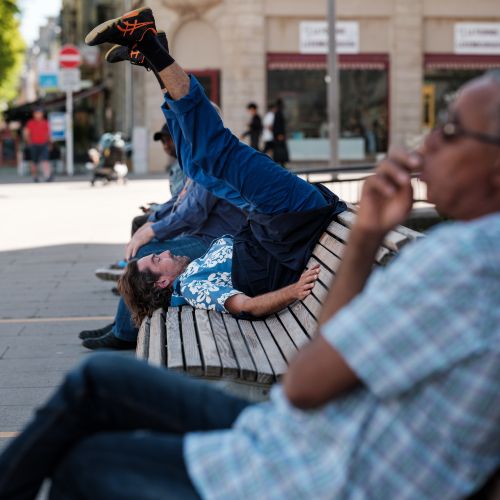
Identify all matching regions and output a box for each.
[136,205,423,384]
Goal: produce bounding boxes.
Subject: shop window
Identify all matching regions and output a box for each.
[267,65,388,161]
[423,69,484,128]
[188,70,220,106]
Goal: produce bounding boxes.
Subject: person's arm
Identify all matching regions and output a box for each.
[23,124,31,145]
[150,183,218,241]
[224,265,320,317]
[283,150,423,409]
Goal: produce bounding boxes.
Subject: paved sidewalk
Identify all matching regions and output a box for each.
[0,178,172,496]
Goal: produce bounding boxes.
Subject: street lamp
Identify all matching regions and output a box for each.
[327,0,339,168]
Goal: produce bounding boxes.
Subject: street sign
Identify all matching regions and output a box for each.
[38,59,59,91]
[59,44,82,69]
[58,69,81,92]
[48,112,66,141]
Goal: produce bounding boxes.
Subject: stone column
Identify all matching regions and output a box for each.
[390,0,423,148]
[215,0,266,137]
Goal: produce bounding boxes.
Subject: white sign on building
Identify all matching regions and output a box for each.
[58,69,81,92]
[454,23,500,54]
[299,21,359,54]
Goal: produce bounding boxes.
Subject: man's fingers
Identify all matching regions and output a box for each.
[385,148,422,171]
[366,174,396,198]
[377,160,410,187]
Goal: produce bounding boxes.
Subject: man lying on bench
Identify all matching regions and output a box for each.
[2,8,500,500]
[110,14,346,324]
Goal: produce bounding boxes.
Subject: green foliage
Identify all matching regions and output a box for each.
[0,0,24,104]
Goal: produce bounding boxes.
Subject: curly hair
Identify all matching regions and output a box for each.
[117,260,173,327]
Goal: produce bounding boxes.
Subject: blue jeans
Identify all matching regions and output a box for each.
[163,76,327,215]
[0,355,250,500]
[113,237,208,342]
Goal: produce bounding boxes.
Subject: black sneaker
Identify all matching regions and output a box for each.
[78,322,115,340]
[85,7,156,48]
[111,287,120,296]
[105,30,169,67]
[82,331,137,350]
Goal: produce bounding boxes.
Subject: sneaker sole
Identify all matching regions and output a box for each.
[95,270,124,282]
[105,45,121,62]
[85,6,153,46]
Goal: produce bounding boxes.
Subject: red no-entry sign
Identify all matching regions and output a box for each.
[59,45,82,69]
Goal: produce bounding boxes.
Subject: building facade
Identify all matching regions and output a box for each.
[131,0,500,171]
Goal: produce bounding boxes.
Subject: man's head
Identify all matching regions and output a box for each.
[417,72,500,220]
[33,107,44,121]
[268,103,277,112]
[247,103,257,116]
[154,123,176,158]
[118,250,191,326]
[276,99,284,109]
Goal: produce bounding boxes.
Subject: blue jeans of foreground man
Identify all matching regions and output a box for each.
[0,354,251,500]
[113,237,208,342]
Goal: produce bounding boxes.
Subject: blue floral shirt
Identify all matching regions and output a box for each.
[171,236,242,312]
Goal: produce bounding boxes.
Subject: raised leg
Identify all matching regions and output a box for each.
[161,76,326,215]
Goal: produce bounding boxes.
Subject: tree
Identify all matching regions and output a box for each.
[0,0,24,105]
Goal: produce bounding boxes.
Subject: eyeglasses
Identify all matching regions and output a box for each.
[434,113,500,147]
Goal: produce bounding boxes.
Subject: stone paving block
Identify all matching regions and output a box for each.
[0,387,55,406]
[0,405,36,431]
[0,356,85,373]
[0,370,65,389]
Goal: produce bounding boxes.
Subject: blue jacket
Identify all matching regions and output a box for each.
[148,175,249,247]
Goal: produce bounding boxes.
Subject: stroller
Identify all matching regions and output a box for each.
[86,132,128,186]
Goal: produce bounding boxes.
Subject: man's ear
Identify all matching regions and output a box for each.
[154,277,171,289]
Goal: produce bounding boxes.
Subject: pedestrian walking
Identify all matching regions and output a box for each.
[272,99,289,169]
[242,102,262,151]
[262,103,276,156]
[23,107,52,182]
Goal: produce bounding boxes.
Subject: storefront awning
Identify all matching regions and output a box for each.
[425,54,500,70]
[267,53,389,71]
[5,83,106,122]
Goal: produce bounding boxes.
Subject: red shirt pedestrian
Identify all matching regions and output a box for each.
[25,117,50,145]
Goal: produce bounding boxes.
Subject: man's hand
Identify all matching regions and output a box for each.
[290,264,320,300]
[224,264,320,317]
[357,149,421,237]
[125,222,155,261]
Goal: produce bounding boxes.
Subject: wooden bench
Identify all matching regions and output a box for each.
[135,203,423,400]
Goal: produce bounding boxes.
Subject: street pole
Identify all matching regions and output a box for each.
[327,0,339,167]
[66,90,73,176]
[125,0,133,138]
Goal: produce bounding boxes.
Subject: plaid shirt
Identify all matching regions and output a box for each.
[184,212,500,500]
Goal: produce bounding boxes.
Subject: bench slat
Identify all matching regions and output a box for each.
[307,256,335,289]
[326,222,394,266]
[265,315,298,362]
[338,210,408,252]
[302,293,322,319]
[223,315,257,382]
[208,311,239,379]
[166,307,184,372]
[311,279,329,305]
[252,321,288,381]
[323,228,350,256]
[136,317,150,360]
[194,309,222,377]
[238,320,274,384]
[181,306,203,377]
[277,309,310,349]
[290,301,317,338]
[149,308,166,367]
[313,243,342,273]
